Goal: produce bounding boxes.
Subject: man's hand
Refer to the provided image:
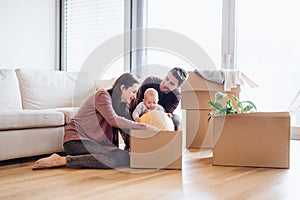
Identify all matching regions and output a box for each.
[167,113,173,118]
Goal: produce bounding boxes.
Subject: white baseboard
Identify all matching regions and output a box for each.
[291,126,300,140]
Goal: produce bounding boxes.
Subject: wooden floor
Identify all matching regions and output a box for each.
[1,140,299,200]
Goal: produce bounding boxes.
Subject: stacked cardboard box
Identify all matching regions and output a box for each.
[212,112,290,168]
[181,71,240,149]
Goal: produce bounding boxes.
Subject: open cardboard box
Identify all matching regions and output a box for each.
[181,71,240,149]
[212,112,290,168]
[130,130,182,169]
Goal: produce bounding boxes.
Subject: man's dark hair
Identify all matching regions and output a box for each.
[169,67,188,86]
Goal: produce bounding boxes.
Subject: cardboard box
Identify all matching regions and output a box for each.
[182,91,217,110]
[130,130,182,169]
[185,110,213,148]
[182,71,240,149]
[181,71,240,110]
[182,71,225,92]
[212,112,290,168]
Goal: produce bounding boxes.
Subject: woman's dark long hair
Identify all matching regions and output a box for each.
[107,72,139,116]
[107,73,139,149]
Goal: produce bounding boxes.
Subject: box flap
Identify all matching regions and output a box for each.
[182,71,224,92]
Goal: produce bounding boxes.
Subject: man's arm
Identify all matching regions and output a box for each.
[163,91,181,114]
[164,99,179,114]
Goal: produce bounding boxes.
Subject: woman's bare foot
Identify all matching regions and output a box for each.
[32,153,67,170]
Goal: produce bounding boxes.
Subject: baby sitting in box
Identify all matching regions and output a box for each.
[132,88,173,131]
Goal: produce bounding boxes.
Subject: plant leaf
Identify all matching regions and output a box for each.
[208,91,257,118]
[208,101,223,110]
[232,95,239,102]
[215,92,227,101]
[227,99,233,109]
[240,100,257,113]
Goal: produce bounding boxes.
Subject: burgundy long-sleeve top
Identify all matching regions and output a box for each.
[64,90,146,150]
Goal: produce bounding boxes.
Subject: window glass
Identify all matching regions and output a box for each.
[63,0,125,78]
[147,0,222,78]
[237,0,300,121]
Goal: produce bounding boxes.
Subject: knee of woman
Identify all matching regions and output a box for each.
[112,149,130,167]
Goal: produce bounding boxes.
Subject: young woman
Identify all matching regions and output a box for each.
[32,73,157,169]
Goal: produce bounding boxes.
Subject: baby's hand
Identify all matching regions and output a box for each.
[135,118,141,122]
[141,111,149,116]
[167,113,173,118]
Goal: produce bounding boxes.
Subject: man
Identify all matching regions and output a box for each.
[131,67,189,130]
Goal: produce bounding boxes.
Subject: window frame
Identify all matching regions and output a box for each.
[221,0,237,69]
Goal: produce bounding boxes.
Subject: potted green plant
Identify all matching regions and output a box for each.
[208,91,257,120]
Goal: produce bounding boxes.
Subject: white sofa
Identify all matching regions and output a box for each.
[0,68,114,161]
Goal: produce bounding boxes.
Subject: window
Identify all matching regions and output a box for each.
[145,0,223,79]
[62,0,128,78]
[145,0,223,118]
[236,0,300,120]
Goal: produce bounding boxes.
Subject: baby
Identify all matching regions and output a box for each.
[132,88,172,122]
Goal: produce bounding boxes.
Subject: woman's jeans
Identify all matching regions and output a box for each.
[63,140,129,169]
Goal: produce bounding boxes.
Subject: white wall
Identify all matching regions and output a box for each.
[0,0,56,70]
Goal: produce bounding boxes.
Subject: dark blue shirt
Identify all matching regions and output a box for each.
[135,77,181,114]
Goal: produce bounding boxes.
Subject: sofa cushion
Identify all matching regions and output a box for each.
[46,107,79,124]
[16,68,98,109]
[0,69,23,110]
[0,127,64,161]
[0,110,64,130]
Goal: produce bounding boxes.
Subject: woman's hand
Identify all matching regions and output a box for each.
[145,124,159,131]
